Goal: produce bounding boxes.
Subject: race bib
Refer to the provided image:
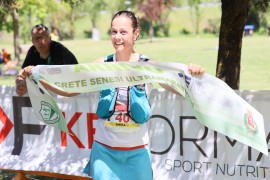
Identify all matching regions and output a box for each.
[104,105,141,133]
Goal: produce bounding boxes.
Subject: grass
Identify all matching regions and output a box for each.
[1,35,270,90]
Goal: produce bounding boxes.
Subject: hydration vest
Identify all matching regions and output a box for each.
[96,54,151,124]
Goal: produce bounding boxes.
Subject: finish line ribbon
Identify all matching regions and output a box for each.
[26,62,268,155]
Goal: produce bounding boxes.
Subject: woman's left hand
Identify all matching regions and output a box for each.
[188,63,205,75]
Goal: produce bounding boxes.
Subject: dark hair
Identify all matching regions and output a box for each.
[31,24,49,33]
[111,10,140,32]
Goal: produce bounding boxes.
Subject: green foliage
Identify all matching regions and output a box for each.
[139,18,150,38]
[104,0,126,17]
[251,0,270,12]
[81,0,106,28]
[0,0,268,42]
[17,0,58,42]
[0,0,18,7]
[203,18,220,34]
[0,170,63,180]
[0,170,16,179]
[0,0,19,30]
[246,0,270,32]
[181,28,191,35]
[0,7,8,30]
[62,0,84,7]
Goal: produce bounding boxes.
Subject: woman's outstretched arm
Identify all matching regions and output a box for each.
[23,66,79,97]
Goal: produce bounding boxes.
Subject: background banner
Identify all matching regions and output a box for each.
[0,85,269,179]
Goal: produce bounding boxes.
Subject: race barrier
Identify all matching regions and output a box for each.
[0,85,269,179]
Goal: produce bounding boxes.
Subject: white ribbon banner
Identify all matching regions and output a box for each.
[26,62,267,155]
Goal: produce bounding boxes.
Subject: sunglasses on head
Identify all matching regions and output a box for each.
[32,24,49,32]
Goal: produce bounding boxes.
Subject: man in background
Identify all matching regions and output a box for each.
[15,24,78,96]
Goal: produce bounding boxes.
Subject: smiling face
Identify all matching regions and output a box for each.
[110,13,140,54]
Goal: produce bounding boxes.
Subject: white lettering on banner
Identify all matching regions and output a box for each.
[89,77,123,85]
[0,86,269,179]
[55,80,88,88]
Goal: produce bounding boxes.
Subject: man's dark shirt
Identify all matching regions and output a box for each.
[22,40,78,68]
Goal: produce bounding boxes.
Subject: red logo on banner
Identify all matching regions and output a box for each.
[244,110,258,135]
[60,112,98,149]
[0,107,14,144]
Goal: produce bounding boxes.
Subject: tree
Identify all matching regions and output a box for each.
[216,0,269,89]
[11,7,20,61]
[0,0,84,61]
[62,0,84,39]
[19,0,52,43]
[0,2,10,31]
[0,0,21,61]
[82,0,106,41]
[137,0,173,42]
[0,0,64,60]
[246,0,270,32]
[104,0,126,17]
[188,0,201,36]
